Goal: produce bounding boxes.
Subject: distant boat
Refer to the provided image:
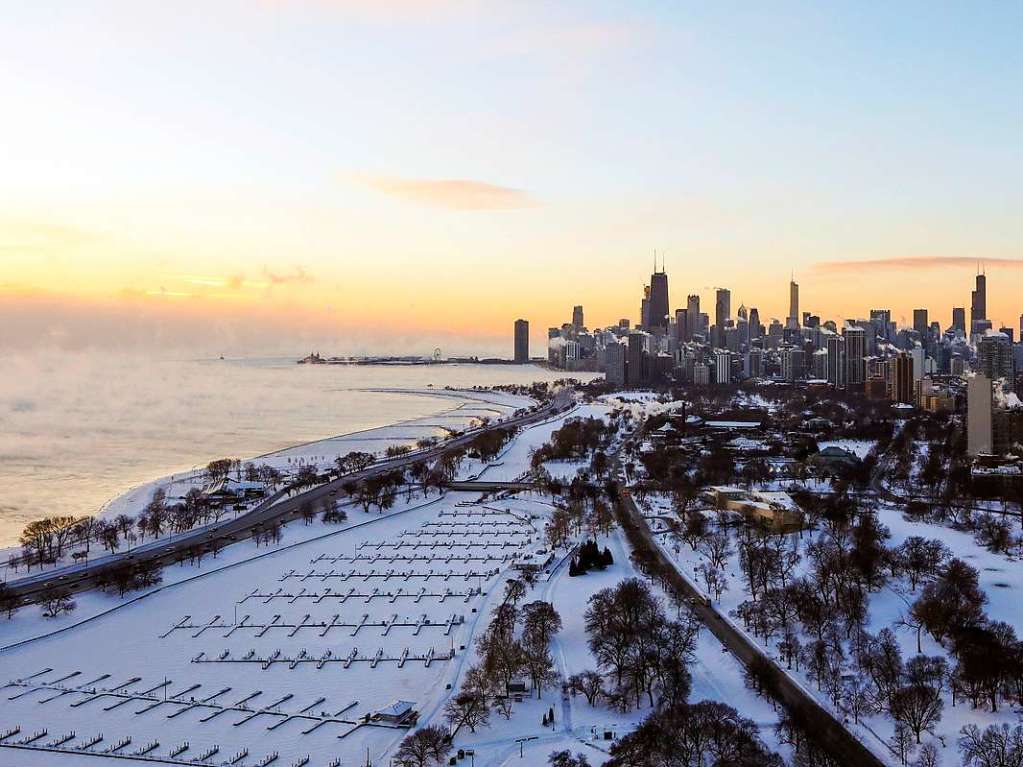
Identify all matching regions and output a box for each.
[298,352,327,365]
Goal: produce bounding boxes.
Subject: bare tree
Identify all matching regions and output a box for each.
[891,684,944,744]
[567,670,604,705]
[394,725,449,767]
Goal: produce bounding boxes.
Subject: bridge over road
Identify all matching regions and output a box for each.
[444,480,541,493]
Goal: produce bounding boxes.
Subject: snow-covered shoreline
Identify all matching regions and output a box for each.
[0,388,536,569]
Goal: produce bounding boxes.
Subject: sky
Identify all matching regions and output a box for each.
[1,1,1022,356]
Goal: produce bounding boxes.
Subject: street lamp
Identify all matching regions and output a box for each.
[515,736,537,758]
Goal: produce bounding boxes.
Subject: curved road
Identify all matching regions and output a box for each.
[6,390,574,604]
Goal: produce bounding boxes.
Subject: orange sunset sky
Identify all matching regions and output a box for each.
[1,2,1021,356]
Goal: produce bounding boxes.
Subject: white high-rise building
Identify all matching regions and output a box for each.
[911,345,925,384]
[967,374,993,455]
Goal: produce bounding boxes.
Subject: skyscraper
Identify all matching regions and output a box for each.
[892,352,914,404]
[604,341,626,387]
[748,307,761,339]
[844,324,866,385]
[781,347,804,382]
[674,308,687,346]
[627,332,647,386]
[971,271,987,331]
[686,294,700,341]
[870,309,891,341]
[913,309,929,335]
[714,288,731,347]
[648,263,669,333]
[977,332,1015,386]
[787,279,799,329]
[715,351,732,384]
[513,319,529,363]
[952,307,966,335]
[826,334,846,387]
[967,374,993,455]
[572,305,584,331]
[640,285,650,329]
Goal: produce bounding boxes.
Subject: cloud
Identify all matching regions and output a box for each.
[262,265,313,285]
[353,174,539,210]
[812,256,1023,273]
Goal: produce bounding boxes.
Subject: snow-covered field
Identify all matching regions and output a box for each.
[0,486,551,767]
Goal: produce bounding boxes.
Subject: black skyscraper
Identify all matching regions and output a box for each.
[647,258,669,332]
[513,319,529,363]
[971,271,987,331]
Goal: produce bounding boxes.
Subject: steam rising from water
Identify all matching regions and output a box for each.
[0,352,575,547]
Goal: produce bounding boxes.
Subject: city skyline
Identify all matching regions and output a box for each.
[2,2,1023,356]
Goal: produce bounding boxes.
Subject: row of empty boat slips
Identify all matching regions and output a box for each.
[0,493,549,766]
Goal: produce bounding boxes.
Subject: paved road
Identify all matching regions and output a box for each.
[613,477,887,767]
[6,390,575,604]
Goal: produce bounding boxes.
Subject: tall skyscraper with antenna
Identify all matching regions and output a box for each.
[971,267,987,332]
[787,277,800,329]
[647,253,669,333]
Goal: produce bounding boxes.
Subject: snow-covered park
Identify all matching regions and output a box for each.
[0,391,795,767]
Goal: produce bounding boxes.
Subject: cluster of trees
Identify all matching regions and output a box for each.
[568,539,613,576]
[530,417,615,469]
[545,500,615,552]
[466,427,515,462]
[334,450,375,475]
[19,515,86,566]
[556,577,781,766]
[342,469,405,514]
[579,578,698,712]
[904,493,1023,558]
[133,487,240,543]
[297,496,348,525]
[959,723,1023,767]
[909,558,1023,716]
[210,457,284,488]
[444,580,563,734]
[606,700,783,767]
[14,457,291,572]
[98,559,164,598]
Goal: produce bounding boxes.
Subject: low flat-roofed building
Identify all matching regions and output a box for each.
[373,700,418,726]
[705,486,802,532]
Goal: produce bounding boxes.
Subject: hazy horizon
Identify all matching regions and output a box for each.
[3,2,1022,354]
